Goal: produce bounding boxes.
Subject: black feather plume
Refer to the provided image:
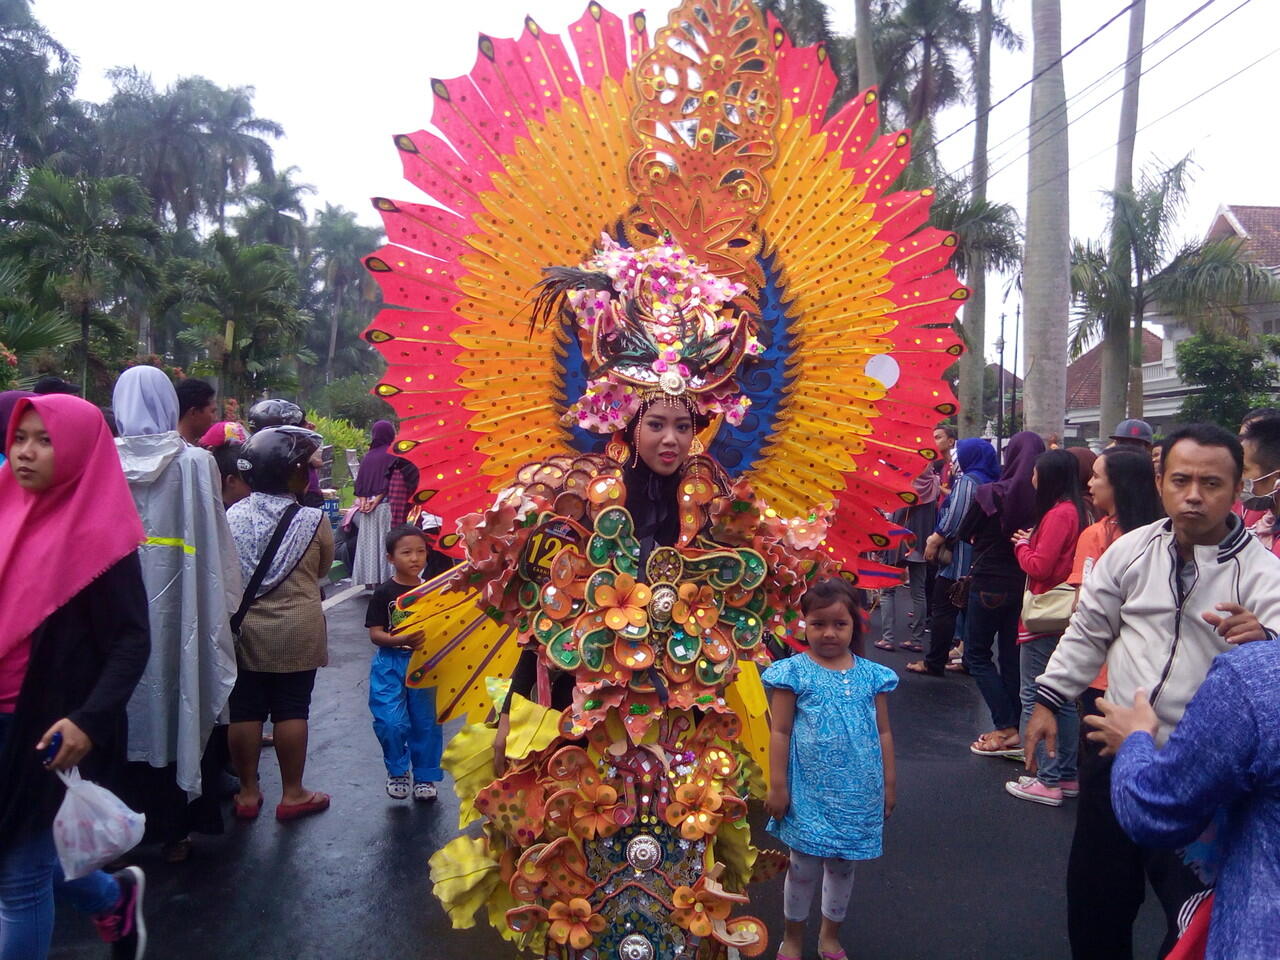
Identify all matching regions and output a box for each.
[529,267,615,335]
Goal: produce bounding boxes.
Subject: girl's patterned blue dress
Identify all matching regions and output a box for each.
[762,652,898,860]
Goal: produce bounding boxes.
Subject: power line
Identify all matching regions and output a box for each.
[949,0,1236,181]
[978,0,1254,188]
[933,0,1141,150]
[1026,43,1280,197]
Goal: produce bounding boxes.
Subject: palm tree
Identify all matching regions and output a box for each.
[958,0,994,437]
[0,169,158,396]
[0,257,80,364]
[176,232,308,401]
[854,0,878,92]
[196,80,283,230]
[95,68,215,231]
[232,166,314,252]
[0,0,77,193]
[307,204,382,385]
[1099,0,1146,436]
[1070,159,1280,419]
[1022,0,1070,439]
[874,1,1016,164]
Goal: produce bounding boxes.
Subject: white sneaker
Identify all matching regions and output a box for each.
[413,781,438,802]
[386,775,410,800]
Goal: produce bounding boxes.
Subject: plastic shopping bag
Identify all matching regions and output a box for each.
[52,768,145,879]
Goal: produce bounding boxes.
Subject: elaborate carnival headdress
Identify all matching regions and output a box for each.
[362,2,966,955]
[363,2,964,560]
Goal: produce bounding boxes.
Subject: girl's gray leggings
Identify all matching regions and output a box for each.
[783,850,857,923]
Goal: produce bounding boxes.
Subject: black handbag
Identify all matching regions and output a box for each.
[230,504,301,635]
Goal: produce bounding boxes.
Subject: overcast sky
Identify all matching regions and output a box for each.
[34,0,1280,368]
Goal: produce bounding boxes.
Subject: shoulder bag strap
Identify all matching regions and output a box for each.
[231,503,302,634]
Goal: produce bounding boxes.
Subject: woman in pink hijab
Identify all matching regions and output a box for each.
[0,395,151,958]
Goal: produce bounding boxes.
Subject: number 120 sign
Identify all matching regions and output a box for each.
[519,519,582,584]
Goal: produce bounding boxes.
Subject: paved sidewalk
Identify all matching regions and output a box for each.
[52,591,1163,959]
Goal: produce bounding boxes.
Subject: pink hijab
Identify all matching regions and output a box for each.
[0,395,145,661]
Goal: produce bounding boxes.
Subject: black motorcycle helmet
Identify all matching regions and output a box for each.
[236,426,322,495]
[246,398,304,433]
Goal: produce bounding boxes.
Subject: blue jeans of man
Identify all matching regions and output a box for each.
[0,716,120,960]
[1018,633,1078,786]
[368,648,443,781]
[963,587,1022,731]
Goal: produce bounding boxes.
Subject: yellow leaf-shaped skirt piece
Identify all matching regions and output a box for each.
[429,835,501,930]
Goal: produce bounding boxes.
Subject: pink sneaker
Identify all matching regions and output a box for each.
[1005,775,1063,807]
[1060,780,1080,798]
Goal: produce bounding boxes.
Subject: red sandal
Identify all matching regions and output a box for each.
[275,792,331,822]
[233,795,264,820]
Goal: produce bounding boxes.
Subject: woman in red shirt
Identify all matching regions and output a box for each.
[1005,449,1089,806]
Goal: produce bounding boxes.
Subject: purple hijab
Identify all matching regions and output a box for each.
[974,430,1046,537]
[353,419,397,497]
[0,391,36,451]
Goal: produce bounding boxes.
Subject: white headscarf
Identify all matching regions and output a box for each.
[113,365,179,436]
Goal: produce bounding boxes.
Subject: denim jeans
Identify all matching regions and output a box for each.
[0,715,120,960]
[1018,634,1078,786]
[963,587,1022,730]
[369,648,444,781]
[881,561,927,647]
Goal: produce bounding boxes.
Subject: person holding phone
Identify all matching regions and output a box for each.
[0,395,151,959]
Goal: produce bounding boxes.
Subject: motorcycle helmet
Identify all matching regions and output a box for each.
[246,398,304,433]
[237,426,322,495]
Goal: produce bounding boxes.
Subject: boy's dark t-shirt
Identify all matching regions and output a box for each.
[365,578,418,632]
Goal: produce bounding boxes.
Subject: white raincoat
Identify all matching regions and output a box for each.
[114,369,240,798]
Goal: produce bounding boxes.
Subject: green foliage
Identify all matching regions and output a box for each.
[1070,158,1280,359]
[1175,332,1280,430]
[307,412,368,457]
[314,373,393,428]
[307,410,368,492]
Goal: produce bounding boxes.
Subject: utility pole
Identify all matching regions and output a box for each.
[996,311,1006,456]
[1010,301,1021,435]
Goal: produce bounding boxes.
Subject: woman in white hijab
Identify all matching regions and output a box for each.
[112,365,241,860]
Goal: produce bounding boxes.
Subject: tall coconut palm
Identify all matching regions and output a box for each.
[1022,0,1070,439]
[876,0,1018,166]
[0,0,77,193]
[308,204,382,385]
[196,80,283,230]
[1070,159,1280,417]
[1099,0,1146,434]
[958,0,994,437]
[854,0,878,92]
[96,68,215,231]
[232,166,314,252]
[176,232,308,401]
[0,169,158,396]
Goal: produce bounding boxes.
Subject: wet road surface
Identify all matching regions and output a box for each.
[52,591,1164,959]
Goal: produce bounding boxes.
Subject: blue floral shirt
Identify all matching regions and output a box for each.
[1112,643,1280,960]
[762,652,897,860]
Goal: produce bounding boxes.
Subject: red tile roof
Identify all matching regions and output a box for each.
[1065,329,1162,410]
[1207,205,1280,267]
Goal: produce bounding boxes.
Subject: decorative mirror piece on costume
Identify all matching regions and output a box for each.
[360,1,966,956]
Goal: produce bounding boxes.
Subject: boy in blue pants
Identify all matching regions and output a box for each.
[365,525,443,800]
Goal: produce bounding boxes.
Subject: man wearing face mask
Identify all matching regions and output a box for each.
[1239,415,1280,559]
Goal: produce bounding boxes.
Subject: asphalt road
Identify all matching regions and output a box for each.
[51,589,1164,960]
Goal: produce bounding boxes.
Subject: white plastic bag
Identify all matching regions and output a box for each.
[52,768,145,879]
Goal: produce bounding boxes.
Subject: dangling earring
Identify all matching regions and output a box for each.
[689,436,705,457]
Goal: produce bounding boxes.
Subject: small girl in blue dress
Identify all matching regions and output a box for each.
[763,576,898,960]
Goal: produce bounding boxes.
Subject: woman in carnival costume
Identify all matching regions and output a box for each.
[360,1,967,956]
